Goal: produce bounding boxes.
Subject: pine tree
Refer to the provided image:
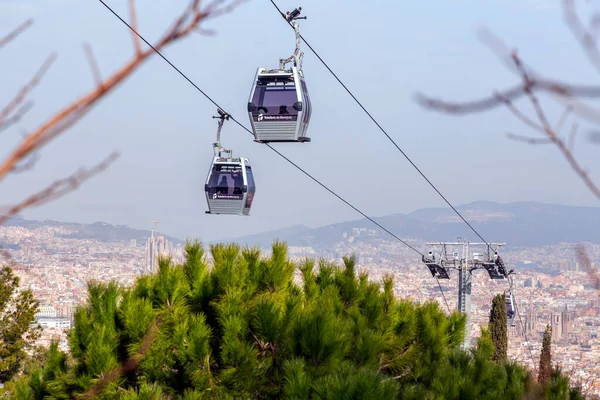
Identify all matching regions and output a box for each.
[0,265,41,383]
[4,240,568,399]
[489,293,508,363]
[539,324,553,385]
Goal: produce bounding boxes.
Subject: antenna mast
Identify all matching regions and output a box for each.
[149,220,159,238]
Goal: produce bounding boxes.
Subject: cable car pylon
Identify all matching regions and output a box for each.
[422,240,514,349]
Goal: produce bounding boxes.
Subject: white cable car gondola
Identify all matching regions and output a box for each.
[247,7,312,143]
[205,110,256,216]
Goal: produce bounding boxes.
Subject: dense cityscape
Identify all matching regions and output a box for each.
[1,223,599,397]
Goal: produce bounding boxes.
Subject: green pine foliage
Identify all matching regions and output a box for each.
[490,293,508,363]
[0,265,41,383]
[2,240,584,399]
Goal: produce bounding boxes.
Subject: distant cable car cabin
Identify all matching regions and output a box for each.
[505,290,516,327]
[482,251,512,279]
[205,110,256,216]
[247,7,312,143]
[482,249,517,327]
[422,250,450,280]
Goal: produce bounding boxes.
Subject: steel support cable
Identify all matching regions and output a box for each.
[268,0,491,248]
[436,276,451,313]
[508,276,538,374]
[96,0,436,270]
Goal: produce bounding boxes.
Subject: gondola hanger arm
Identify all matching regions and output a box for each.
[279,7,305,70]
[212,108,231,157]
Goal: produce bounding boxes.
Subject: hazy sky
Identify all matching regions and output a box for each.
[1,0,598,242]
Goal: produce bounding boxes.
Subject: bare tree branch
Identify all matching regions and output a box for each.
[83,43,103,87]
[0,0,242,187]
[0,101,34,133]
[415,4,600,201]
[496,93,545,133]
[0,54,56,127]
[555,105,573,134]
[128,0,142,56]
[11,153,40,174]
[478,25,600,126]
[414,80,600,115]
[0,19,33,49]
[512,51,600,200]
[563,0,600,73]
[203,0,248,20]
[0,152,119,226]
[506,133,553,145]
[568,123,579,154]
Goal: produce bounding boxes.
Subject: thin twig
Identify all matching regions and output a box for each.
[203,0,248,20]
[563,0,600,74]
[0,102,34,133]
[128,0,142,56]
[11,153,40,173]
[0,19,33,49]
[478,25,600,126]
[496,93,546,133]
[0,54,57,126]
[512,52,600,199]
[0,152,119,226]
[555,105,573,134]
[568,123,579,154]
[83,43,103,87]
[414,80,600,115]
[512,52,553,129]
[506,133,553,145]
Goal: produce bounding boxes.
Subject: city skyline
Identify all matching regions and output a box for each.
[3,221,599,394]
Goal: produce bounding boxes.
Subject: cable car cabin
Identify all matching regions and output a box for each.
[204,157,256,216]
[482,252,507,279]
[505,292,516,326]
[247,66,312,143]
[422,252,450,280]
[482,261,506,279]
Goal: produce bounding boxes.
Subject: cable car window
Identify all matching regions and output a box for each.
[301,79,311,124]
[246,166,256,191]
[207,164,244,199]
[245,166,255,208]
[251,82,299,119]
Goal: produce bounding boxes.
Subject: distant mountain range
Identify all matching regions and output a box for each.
[2,201,599,249]
[224,201,600,249]
[1,216,183,245]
